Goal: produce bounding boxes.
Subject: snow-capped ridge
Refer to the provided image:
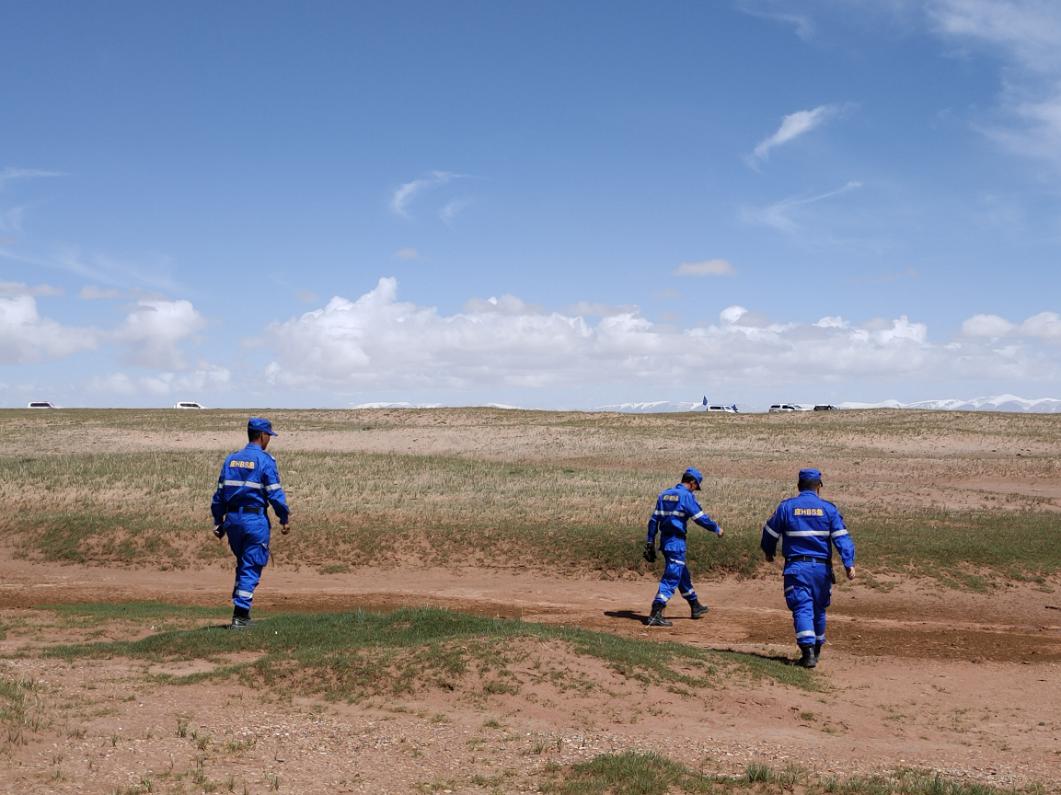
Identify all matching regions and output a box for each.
[840,395,1061,413]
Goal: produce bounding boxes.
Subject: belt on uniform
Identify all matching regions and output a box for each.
[786,555,828,564]
[228,506,264,515]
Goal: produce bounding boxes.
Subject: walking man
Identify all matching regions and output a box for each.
[760,468,855,668]
[643,467,724,627]
[211,417,291,628]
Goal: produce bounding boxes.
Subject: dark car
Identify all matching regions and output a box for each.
[813,404,837,411]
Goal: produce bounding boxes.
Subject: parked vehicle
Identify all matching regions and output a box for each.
[813,404,837,411]
[768,403,799,413]
[706,404,738,413]
[174,401,205,409]
[27,401,58,409]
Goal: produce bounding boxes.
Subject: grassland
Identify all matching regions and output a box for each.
[0,407,1058,584]
[43,605,814,698]
[538,753,1045,795]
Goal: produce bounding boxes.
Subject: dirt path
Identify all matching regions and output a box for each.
[1,551,1059,793]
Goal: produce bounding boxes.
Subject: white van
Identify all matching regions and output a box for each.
[28,401,58,409]
[174,401,205,409]
[706,405,738,413]
[768,404,799,413]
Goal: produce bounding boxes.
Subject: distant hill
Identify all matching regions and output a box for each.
[595,400,705,413]
[839,395,1061,413]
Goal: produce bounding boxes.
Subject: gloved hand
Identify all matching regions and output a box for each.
[642,541,656,563]
[280,523,290,535]
[213,525,225,539]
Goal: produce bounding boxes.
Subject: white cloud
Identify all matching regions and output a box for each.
[0,295,96,363]
[1020,311,1061,339]
[674,259,736,277]
[79,285,125,300]
[0,281,63,297]
[394,247,420,261]
[440,197,472,225]
[928,1,1061,169]
[961,310,1061,341]
[962,313,1015,337]
[114,299,207,369]
[741,181,863,232]
[566,301,639,317]
[737,2,816,40]
[261,277,1060,391]
[89,365,231,398]
[0,247,181,293]
[390,171,462,217]
[929,0,1061,72]
[751,105,843,164]
[0,167,65,189]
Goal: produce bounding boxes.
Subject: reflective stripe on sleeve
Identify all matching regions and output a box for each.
[690,511,705,520]
[762,523,780,538]
[266,483,282,491]
[785,530,830,537]
[223,480,264,489]
[830,528,849,537]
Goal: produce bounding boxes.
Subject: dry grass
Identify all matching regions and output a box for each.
[1,408,1058,581]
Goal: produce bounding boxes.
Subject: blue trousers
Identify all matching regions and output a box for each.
[783,560,831,648]
[652,536,699,608]
[225,515,270,612]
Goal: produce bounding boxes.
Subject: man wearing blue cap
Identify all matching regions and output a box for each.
[760,468,856,667]
[643,467,724,627]
[210,417,291,629]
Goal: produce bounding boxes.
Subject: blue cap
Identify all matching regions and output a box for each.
[799,468,822,484]
[248,417,277,437]
[683,467,704,487]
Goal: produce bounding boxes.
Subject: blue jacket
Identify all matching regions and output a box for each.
[760,490,855,567]
[210,443,290,525]
[646,484,721,544]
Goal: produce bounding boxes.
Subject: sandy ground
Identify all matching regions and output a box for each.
[0,551,1058,794]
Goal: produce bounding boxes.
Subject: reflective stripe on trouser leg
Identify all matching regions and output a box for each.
[232,558,263,611]
[784,577,817,647]
[655,554,685,605]
[232,544,268,611]
[678,563,697,603]
[814,612,827,646]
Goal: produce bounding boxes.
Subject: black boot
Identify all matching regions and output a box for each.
[228,606,251,630]
[645,604,672,627]
[797,644,817,668]
[814,641,823,660]
[689,599,709,620]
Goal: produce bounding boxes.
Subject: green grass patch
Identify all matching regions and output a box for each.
[0,675,42,746]
[43,607,813,699]
[43,601,222,623]
[541,751,702,794]
[539,754,1045,795]
[852,510,1061,586]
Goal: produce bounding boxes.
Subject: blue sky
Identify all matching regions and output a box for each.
[2,0,1060,409]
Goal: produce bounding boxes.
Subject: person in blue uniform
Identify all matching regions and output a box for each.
[760,468,855,667]
[643,467,724,627]
[211,417,291,629]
